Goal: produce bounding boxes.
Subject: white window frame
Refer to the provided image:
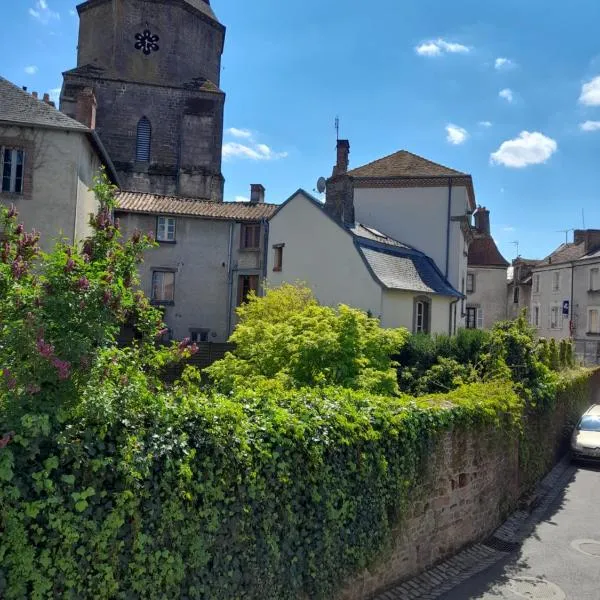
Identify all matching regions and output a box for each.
[590,267,600,292]
[151,270,175,304]
[552,271,561,292]
[588,307,600,334]
[416,301,426,333]
[550,304,562,330]
[157,216,176,242]
[466,273,475,294]
[533,274,540,294]
[1,147,25,194]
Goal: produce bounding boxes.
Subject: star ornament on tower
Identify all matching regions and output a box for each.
[134,30,160,55]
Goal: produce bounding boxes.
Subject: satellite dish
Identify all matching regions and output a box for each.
[316,177,326,194]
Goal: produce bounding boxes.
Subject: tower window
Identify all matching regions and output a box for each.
[136,117,151,162]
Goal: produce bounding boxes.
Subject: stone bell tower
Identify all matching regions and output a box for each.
[60,0,226,201]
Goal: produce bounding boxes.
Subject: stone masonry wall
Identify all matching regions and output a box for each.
[337,427,520,600]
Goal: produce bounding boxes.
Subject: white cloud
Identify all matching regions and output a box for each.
[495,57,515,70]
[445,124,469,145]
[503,226,516,232]
[24,66,38,75]
[415,38,470,57]
[499,88,514,103]
[490,131,557,168]
[222,142,287,161]
[29,0,59,24]
[479,121,493,127]
[580,120,600,132]
[233,196,250,203]
[69,9,76,16]
[226,127,253,139]
[579,76,600,106]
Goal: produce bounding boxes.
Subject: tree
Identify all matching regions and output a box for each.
[205,284,408,395]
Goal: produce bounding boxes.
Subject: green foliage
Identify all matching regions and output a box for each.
[537,338,550,367]
[206,284,409,395]
[548,338,559,371]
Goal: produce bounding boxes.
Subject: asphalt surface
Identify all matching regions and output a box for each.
[439,463,600,600]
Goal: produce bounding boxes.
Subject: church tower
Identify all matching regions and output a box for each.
[60,0,226,201]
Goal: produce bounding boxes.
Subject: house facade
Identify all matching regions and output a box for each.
[0,77,118,251]
[507,258,540,321]
[347,148,475,330]
[267,142,462,335]
[466,207,509,329]
[116,187,277,342]
[529,230,600,364]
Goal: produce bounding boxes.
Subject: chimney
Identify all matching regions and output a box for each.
[325,139,355,226]
[333,139,350,176]
[32,91,38,99]
[43,93,50,103]
[474,206,491,235]
[75,87,97,130]
[249,184,265,204]
[574,229,600,254]
[22,86,27,92]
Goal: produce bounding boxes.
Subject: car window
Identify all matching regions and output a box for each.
[578,416,600,432]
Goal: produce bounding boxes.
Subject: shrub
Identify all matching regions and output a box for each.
[549,338,560,371]
[205,284,409,395]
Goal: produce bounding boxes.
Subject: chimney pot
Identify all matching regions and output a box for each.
[250,184,265,204]
[75,87,97,130]
[43,93,50,103]
[333,139,350,176]
[574,229,600,254]
[474,206,491,235]
[32,91,38,99]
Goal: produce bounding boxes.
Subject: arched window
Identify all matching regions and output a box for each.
[136,117,151,162]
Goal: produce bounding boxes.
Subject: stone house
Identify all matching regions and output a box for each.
[466,207,509,329]
[0,76,118,251]
[344,146,475,331]
[267,142,462,335]
[507,257,540,321]
[116,185,277,342]
[529,230,600,364]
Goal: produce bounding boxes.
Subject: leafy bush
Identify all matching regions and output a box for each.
[206,284,409,395]
[549,338,560,371]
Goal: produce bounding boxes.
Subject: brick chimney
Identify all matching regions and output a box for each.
[333,139,350,176]
[325,139,355,226]
[32,91,38,99]
[249,184,265,204]
[474,206,491,235]
[75,87,97,130]
[574,229,600,254]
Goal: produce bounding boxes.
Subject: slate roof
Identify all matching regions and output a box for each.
[0,76,88,131]
[349,223,412,250]
[539,243,587,266]
[348,150,467,179]
[468,236,509,267]
[115,191,278,221]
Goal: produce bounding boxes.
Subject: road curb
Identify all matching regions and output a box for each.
[372,455,575,600]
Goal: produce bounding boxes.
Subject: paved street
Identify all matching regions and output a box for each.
[438,463,600,600]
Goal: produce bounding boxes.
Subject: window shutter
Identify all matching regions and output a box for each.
[136,117,151,162]
[476,308,484,329]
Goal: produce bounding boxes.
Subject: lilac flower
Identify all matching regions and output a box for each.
[65,258,75,273]
[77,276,90,291]
[51,357,71,381]
[26,383,41,395]
[11,258,26,279]
[3,369,17,390]
[15,223,23,235]
[36,338,55,358]
[7,205,17,219]
[102,290,112,305]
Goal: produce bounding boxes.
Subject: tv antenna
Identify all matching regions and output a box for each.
[582,208,586,229]
[316,177,327,194]
[335,116,340,141]
[512,240,520,258]
[557,229,574,244]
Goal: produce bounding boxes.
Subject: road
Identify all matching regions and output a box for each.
[438,463,600,600]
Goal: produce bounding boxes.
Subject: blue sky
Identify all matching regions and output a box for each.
[4,0,600,261]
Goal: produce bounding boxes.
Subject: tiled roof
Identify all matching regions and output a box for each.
[358,243,462,297]
[0,76,88,131]
[539,243,587,266]
[468,236,509,267]
[348,150,467,179]
[350,223,412,250]
[115,191,278,221]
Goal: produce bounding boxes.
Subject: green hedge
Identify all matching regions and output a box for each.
[0,372,593,599]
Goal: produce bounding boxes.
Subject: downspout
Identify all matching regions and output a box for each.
[226,222,234,336]
[445,178,453,279]
[570,261,575,340]
[261,218,269,284]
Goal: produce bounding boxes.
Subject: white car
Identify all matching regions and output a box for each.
[571,404,600,461]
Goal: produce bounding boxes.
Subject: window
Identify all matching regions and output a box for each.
[1,148,25,194]
[466,307,477,329]
[466,273,475,294]
[533,274,540,294]
[157,216,176,242]
[240,223,261,250]
[590,268,600,291]
[513,286,520,304]
[533,305,540,328]
[151,270,175,304]
[414,297,431,334]
[238,274,259,305]
[273,244,284,271]
[550,305,561,330]
[589,308,600,334]
[190,329,209,343]
[136,117,151,162]
[552,271,560,292]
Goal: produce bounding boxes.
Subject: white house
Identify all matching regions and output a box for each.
[466,207,509,329]
[267,141,463,335]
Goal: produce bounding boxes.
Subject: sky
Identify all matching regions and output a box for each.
[4,0,600,261]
